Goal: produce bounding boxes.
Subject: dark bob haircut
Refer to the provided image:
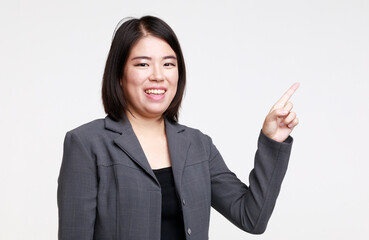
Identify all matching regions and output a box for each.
[102,16,186,123]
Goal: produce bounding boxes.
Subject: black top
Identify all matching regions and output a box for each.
[153,167,186,240]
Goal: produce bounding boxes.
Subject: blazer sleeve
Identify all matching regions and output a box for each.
[209,130,293,234]
[57,131,97,240]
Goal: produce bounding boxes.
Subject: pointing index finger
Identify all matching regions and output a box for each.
[275,82,300,107]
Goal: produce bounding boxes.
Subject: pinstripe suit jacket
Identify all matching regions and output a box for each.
[57,114,293,240]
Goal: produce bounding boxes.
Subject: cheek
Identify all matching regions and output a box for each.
[169,71,179,87]
[125,70,145,89]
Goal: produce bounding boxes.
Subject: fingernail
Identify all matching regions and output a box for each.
[280,122,285,127]
[288,123,293,128]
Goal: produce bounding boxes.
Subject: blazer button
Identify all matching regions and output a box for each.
[182,199,186,205]
[187,228,191,235]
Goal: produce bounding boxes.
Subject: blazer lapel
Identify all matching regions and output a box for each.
[165,119,191,195]
[105,114,158,184]
[104,114,191,190]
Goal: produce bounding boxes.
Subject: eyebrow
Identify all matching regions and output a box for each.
[163,55,177,60]
[130,55,177,61]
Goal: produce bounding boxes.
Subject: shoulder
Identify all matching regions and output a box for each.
[64,118,106,146]
[178,122,223,162]
[172,121,215,155]
[173,121,211,140]
[68,118,105,135]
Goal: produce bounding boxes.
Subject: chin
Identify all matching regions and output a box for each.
[142,107,168,118]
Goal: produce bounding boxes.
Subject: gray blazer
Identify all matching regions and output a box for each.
[58,114,293,240]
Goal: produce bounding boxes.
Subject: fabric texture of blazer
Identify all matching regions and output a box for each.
[57,114,293,240]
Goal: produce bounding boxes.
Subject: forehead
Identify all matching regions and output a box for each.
[129,35,176,57]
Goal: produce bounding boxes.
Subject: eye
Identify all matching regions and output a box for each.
[134,63,149,67]
[164,63,176,67]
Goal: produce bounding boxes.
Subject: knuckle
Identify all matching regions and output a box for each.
[289,102,294,109]
[284,112,296,124]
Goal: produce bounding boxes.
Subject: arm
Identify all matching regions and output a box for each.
[210,131,293,234]
[57,131,97,240]
[210,83,299,233]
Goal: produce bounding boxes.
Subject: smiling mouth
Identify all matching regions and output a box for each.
[145,89,166,95]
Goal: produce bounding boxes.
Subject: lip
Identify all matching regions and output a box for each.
[144,87,167,101]
[144,87,167,91]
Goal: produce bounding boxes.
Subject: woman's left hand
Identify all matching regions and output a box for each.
[262,82,300,143]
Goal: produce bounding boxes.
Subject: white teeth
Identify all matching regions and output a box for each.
[145,89,166,94]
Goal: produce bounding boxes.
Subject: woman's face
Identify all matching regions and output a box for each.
[122,35,179,119]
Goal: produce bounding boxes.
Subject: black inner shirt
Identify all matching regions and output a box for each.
[153,167,186,240]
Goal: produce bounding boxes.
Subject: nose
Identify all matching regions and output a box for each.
[149,64,164,81]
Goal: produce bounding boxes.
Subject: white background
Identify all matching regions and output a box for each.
[1,0,369,239]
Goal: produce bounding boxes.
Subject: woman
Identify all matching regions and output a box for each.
[58,16,299,240]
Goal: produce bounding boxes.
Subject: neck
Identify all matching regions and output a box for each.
[125,111,165,137]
